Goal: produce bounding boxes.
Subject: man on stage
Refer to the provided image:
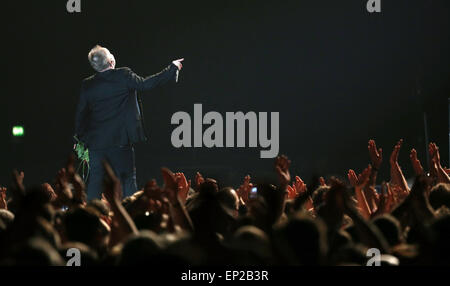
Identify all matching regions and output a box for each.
[74,45,183,200]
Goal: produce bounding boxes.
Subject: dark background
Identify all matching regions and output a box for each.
[2,0,449,188]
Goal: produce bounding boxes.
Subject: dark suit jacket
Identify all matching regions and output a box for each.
[75,63,178,150]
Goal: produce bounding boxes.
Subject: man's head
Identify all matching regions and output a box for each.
[88,45,116,72]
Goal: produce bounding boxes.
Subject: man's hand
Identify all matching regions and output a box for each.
[172,58,184,70]
[368,139,383,169]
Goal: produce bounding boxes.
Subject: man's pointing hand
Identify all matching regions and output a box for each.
[172,58,184,70]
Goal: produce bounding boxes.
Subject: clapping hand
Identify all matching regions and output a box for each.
[368,139,383,169]
[348,165,372,189]
[175,172,191,203]
[0,187,7,209]
[237,175,254,203]
[275,155,291,189]
[429,142,450,184]
[102,161,123,204]
[410,148,424,176]
[195,172,205,189]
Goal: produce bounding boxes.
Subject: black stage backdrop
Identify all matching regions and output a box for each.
[2,0,450,188]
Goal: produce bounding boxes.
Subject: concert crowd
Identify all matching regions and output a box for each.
[1,139,450,266]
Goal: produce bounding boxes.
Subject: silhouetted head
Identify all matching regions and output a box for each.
[430,214,450,265]
[429,183,450,210]
[188,187,236,238]
[87,199,110,217]
[88,45,116,72]
[372,215,402,248]
[0,209,14,230]
[217,187,239,218]
[118,230,164,266]
[5,237,65,266]
[230,225,272,264]
[311,185,330,209]
[63,207,110,251]
[273,213,328,265]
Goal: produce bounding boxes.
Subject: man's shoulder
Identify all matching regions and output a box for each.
[116,67,133,74]
[82,68,133,83]
[82,74,96,82]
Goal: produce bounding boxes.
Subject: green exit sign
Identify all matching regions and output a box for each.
[12,126,24,137]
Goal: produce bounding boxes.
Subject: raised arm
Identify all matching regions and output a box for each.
[368,139,383,186]
[348,166,372,220]
[428,142,450,184]
[389,139,410,193]
[102,161,139,246]
[125,59,183,91]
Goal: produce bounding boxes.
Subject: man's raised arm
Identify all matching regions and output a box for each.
[125,58,184,91]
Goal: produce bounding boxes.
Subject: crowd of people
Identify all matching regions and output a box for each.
[1,139,450,266]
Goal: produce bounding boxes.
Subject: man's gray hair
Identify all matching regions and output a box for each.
[88,45,110,72]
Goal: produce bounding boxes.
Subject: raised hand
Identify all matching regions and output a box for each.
[286,185,296,199]
[175,172,190,203]
[389,139,410,193]
[275,155,291,189]
[368,139,383,169]
[390,139,403,166]
[348,165,372,189]
[0,187,7,209]
[195,172,205,188]
[390,183,409,203]
[237,175,253,203]
[409,148,424,176]
[429,142,440,163]
[102,160,138,243]
[172,58,184,70]
[161,167,193,231]
[348,170,358,187]
[41,183,57,202]
[54,168,74,206]
[293,176,307,196]
[11,170,25,199]
[429,142,450,184]
[161,167,180,205]
[65,154,87,205]
[378,182,392,213]
[292,175,314,210]
[348,166,372,219]
[102,161,123,204]
[319,176,327,187]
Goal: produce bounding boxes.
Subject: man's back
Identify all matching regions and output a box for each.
[75,64,177,150]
